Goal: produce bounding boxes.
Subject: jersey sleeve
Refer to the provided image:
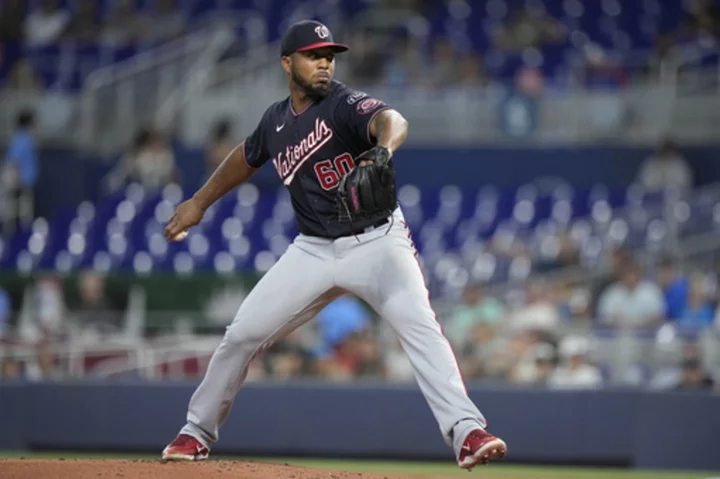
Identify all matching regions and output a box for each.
[242,109,272,168]
[333,89,391,147]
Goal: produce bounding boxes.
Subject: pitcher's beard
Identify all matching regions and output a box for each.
[291,68,331,100]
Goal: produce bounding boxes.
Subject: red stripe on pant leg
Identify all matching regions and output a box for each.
[402,222,468,394]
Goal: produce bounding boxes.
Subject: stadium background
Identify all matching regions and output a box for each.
[1,0,720,477]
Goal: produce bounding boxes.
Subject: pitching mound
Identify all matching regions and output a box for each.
[0,458,417,479]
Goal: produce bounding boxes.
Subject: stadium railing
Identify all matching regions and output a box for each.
[76,25,236,157]
[1,311,718,385]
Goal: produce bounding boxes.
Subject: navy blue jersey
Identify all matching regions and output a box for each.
[242,81,393,238]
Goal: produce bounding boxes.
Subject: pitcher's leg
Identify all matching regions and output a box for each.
[337,221,486,452]
[178,238,339,448]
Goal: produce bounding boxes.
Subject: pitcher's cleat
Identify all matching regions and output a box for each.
[457,429,507,470]
[161,434,210,461]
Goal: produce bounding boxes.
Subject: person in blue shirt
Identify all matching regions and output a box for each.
[313,294,371,359]
[0,286,11,339]
[656,258,689,321]
[3,109,38,234]
[675,277,715,330]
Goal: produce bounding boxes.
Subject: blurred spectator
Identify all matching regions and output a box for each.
[25,339,64,381]
[351,329,385,378]
[445,284,504,349]
[535,234,581,272]
[458,322,500,380]
[484,329,551,381]
[598,262,666,329]
[510,342,557,386]
[548,336,603,389]
[205,118,235,176]
[0,357,22,380]
[312,296,380,380]
[382,35,423,88]
[346,32,385,87]
[656,257,689,321]
[676,357,715,391]
[265,330,315,379]
[676,276,715,329]
[0,286,11,338]
[383,338,414,382]
[2,109,39,235]
[650,342,698,390]
[34,274,68,340]
[24,0,70,47]
[144,0,187,43]
[491,7,566,52]
[2,58,45,93]
[558,283,592,323]
[590,246,632,316]
[636,139,693,192]
[425,37,457,90]
[508,282,560,333]
[270,346,311,378]
[72,270,121,336]
[498,67,543,138]
[457,52,489,88]
[583,46,629,89]
[106,128,179,193]
[61,0,101,44]
[313,295,372,359]
[129,129,178,188]
[0,0,26,43]
[316,329,383,381]
[101,0,150,46]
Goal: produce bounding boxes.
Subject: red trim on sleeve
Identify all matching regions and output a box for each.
[241,141,258,169]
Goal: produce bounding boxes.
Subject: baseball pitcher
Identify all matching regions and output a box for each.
[161,20,507,470]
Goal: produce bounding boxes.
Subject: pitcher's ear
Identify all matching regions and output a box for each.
[281,55,292,74]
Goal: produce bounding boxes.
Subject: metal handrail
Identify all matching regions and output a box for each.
[662,44,720,81]
[84,30,218,90]
[153,27,236,129]
[83,11,268,89]
[2,322,717,381]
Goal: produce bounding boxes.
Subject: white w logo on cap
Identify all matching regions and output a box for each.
[315,25,329,39]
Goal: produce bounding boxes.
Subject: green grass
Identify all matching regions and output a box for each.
[263,458,717,479]
[0,452,716,479]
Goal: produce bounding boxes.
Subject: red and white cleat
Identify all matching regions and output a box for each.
[161,434,210,462]
[457,429,507,470]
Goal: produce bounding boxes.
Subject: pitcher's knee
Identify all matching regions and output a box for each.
[223,322,272,354]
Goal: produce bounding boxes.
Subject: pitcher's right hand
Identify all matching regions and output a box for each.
[164,198,204,242]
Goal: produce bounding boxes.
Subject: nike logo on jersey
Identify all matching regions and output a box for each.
[272,118,333,186]
[276,123,285,132]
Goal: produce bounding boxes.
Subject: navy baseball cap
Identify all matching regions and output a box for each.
[280,20,349,57]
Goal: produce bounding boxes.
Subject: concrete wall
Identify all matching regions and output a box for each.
[1,381,718,471]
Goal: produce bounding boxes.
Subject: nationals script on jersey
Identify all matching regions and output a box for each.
[242,81,391,238]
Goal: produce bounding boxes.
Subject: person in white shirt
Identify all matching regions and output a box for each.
[549,336,603,389]
[25,0,70,47]
[509,282,560,333]
[598,262,666,329]
[636,139,693,192]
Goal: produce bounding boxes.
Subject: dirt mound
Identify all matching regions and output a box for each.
[0,458,415,479]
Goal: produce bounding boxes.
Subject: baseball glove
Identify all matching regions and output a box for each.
[337,146,397,222]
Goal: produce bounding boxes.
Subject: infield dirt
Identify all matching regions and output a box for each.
[0,458,453,479]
